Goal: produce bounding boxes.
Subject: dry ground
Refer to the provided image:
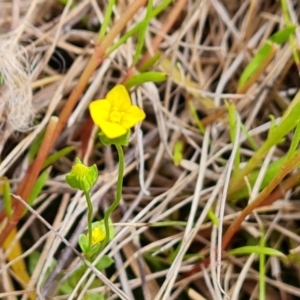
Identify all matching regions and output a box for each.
[1,0,300,299]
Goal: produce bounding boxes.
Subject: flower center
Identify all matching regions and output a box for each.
[72,163,89,178]
[109,107,124,123]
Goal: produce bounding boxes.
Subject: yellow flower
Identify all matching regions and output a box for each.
[89,85,146,139]
[88,227,105,245]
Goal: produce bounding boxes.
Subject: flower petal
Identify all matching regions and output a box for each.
[106,85,131,111]
[121,106,146,129]
[89,99,111,127]
[100,120,127,139]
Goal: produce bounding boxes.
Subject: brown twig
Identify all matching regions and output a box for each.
[0,117,58,246]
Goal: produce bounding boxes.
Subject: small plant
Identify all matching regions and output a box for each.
[65,84,145,297]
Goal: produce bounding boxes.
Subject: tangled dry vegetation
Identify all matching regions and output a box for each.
[1,0,300,299]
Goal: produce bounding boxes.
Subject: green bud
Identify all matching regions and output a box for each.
[66,157,98,191]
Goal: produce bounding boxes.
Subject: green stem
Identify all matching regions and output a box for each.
[103,144,125,247]
[84,190,93,251]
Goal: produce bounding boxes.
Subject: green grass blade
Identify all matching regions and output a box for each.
[237,26,296,92]
[150,0,173,18]
[107,0,171,56]
[98,0,116,41]
[259,232,266,300]
[238,42,276,91]
[27,170,50,207]
[286,119,300,160]
[268,25,296,44]
[107,24,140,55]
[3,178,12,217]
[226,101,240,173]
[43,146,74,169]
[28,130,45,163]
[187,100,205,134]
[228,246,284,257]
[173,140,184,165]
[139,52,162,72]
[132,0,153,66]
[124,72,166,89]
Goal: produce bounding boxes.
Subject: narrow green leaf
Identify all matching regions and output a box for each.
[27,170,50,207]
[151,221,187,227]
[3,178,12,217]
[28,130,45,163]
[226,101,240,172]
[268,25,297,45]
[228,155,286,201]
[240,123,258,151]
[173,140,184,165]
[207,209,219,226]
[150,0,173,18]
[259,231,266,300]
[228,246,284,257]
[238,42,274,89]
[187,100,205,134]
[124,72,167,89]
[107,24,140,55]
[286,119,300,159]
[107,0,171,56]
[22,170,50,216]
[43,146,74,169]
[139,52,162,72]
[98,0,116,41]
[132,0,153,66]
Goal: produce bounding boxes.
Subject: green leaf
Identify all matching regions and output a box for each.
[3,178,12,217]
[228,246,284,257]
[22,169,50,216]
[85,294,105,300]
[238,42,275,89]
[132,0,153,66]
[237,26,296,92]
[43,146,74,169]
[107,0,172,56]
[228,155,286,201]
[98,0,116,40]
[226,101,240,173]
[139,52,162,72]
[286,119,300,159]
[28,251,57,281]
[173,140,184,165]
[124,72,167,89]
[95,255,114,271]
[269,25,297,44]
[27,170,49,206]
[78,234,89,254]
[28,130,45,163]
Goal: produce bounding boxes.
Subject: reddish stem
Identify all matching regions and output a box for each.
[0,117,58,246]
